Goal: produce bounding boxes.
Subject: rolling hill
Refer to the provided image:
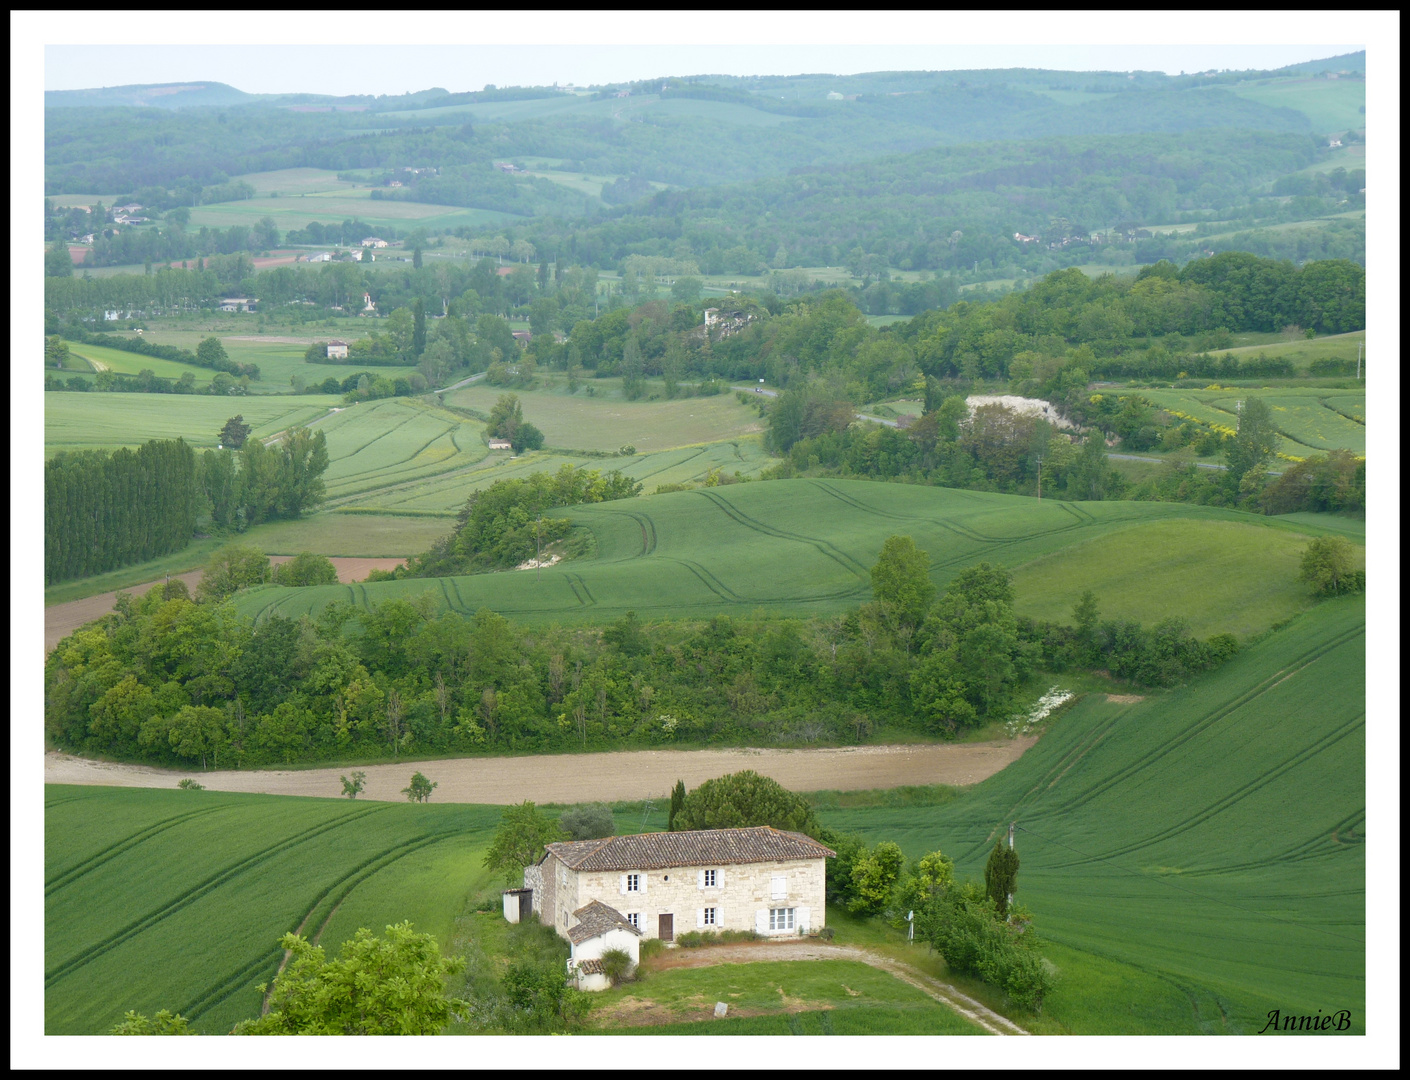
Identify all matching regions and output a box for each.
[233,478,1354,635]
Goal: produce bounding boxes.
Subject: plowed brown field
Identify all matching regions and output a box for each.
[43,738,1036,803]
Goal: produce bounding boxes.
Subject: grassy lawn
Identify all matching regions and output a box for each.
[591,958,984,1034]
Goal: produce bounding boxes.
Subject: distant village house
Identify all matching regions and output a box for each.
[326,340,349,359]
[218,298,256,313]
[487,438,512,451]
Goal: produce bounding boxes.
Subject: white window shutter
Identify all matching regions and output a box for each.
[797,906,811,933]
[697,869,705,889]
[619,874,626,895]
[771,875,787,899]
[755,909,768,934]
[639,873,646,895]
[697,908,705,928]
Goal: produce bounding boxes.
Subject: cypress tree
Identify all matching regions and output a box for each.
[984,840,1020,919]
[668,779,687,831]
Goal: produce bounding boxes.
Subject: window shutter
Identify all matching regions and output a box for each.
[697,869,705,890]
[697,908,705,928]
[639,873,646,895]
[619,874,626,895]
[797,906,811,933]
[771,875,787,899]
[755,909,768,934]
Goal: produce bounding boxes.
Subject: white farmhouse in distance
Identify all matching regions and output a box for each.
[326,340,349,359]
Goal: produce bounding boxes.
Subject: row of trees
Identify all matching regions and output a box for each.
[200,428,330,531]
[46,536,1247,770]
[44,439,199,584]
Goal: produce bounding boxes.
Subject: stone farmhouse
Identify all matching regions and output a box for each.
[512,826,834,988]
[326,340,349,359]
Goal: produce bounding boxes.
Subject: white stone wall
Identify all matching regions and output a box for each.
[568,858,827,940]
[571,926,640,965]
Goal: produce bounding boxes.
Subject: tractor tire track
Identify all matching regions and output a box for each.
[45,806,226,896]
[44,807,388,987]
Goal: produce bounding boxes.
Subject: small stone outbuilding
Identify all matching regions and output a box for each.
[565,899,642,991]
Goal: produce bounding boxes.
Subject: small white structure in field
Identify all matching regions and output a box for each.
[502,887,533,923]
[565,899,642,991]
[487,438,512,450]
[326,340,349,360]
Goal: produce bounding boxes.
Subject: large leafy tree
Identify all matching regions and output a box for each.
[984,840,1020,919]
[671,770,820,837]
[483,801,565,884]
[869,535,936,639]
[197,543,270,602]
[1298,536,1361,597]
[235,922,468,1035]
[1224,396,1278,487]
[218,415,252,449]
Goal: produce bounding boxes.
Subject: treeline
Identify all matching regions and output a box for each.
[45,553,1238,769]
[80,221,281,269]
[45,439,198,583]
[45,265,245,319]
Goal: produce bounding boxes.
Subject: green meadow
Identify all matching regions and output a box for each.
[1225,76,1366,134]
[1200,329,1365,372]
[446,380,766,454]
[233,479,1342,630]
[1142,387,1366,458]
[822,595,1366,1034]
[44,393,341,454]
[1011,518,1363,639]
[188,189,518,234]
[44,789,502,1034]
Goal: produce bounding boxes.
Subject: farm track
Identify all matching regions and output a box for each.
[44,739,1038,805]
[43,806,389,988]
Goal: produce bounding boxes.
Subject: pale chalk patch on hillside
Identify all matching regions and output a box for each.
[516,554,561,570]
[966,395,1081,431]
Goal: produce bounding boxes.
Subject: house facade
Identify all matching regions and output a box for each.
[326,340,349,359]
[522,827,834,946]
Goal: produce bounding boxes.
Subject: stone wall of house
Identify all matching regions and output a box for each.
[539,853,584,939]
[523,863,545,920]
[567,858,827,940]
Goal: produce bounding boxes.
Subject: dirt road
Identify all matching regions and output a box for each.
[43,738,1036,802]
[44,556,406,652]
[611,940,1029,1035]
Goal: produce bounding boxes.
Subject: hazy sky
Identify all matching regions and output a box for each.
[22,11,1376,98]
[43,42,1366,98]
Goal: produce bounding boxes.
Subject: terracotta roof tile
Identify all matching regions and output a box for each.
[568,899,640,944]
[546,827,835,873]
[576,958,607,975]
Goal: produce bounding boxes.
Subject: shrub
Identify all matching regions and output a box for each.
[558,803,615,841]
[176,778,205,790]
[639,937,666,961]
[598,947,634,986]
